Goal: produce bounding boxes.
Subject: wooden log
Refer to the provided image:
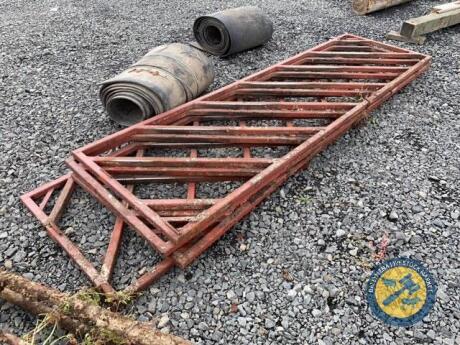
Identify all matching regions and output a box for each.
[0,270,191,345]
[352,0,414,15]
[0,330,28,345]
[400,7,460,37]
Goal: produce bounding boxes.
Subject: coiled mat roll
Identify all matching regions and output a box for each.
[193,6,273,57]
[100,43,214,126]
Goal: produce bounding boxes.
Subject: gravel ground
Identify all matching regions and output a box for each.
[1,0,459,344]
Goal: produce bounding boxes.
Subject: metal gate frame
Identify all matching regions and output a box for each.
[21,34,431,294]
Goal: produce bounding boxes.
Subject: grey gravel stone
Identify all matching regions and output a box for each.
[264,318,276,329]
[451,210,459,220]
[246,291,256,303]
[312,309,322,317]
[335,229,346,238]
[157,314,170,328]
[4,260,13,270]
[226,290,236,300]
[197,322,208,331]
[427,330,436,339]
[389,210,399,221]
[287,289,297,300]
[23,273,34,280]
[5,247,17,258]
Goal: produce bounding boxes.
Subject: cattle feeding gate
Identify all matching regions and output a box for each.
[21,34,431,294]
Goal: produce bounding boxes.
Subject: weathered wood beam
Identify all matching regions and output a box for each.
[0,270,191,345]
[386,30,427,44]
[0,330,28,345]
[387,2,460,44]
[352,0,414,15]
[400,7,460,37]
[432,1,460,14]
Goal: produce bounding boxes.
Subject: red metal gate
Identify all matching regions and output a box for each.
[21,34,431,295]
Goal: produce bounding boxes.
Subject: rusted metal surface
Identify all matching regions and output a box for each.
[22,34,430,293]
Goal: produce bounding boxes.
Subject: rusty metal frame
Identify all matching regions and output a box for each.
[22,34,431,293]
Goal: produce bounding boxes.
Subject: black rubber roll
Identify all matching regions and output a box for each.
[99,43,214,126]
[193,6,273,57]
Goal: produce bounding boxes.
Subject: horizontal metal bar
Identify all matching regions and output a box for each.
[327,45,385,52]
[194,101,357,110]
[154,209,201,217]
[185,108,343,120]
[135,125,323,136]
[129,142,255,149]
[106,166,263,177]
[115,175,252,183]
[143,199,216,209]
[305,51,424,59]
[239,81,385,90]
[297,57,421,66]
[94,157,274,168]
[145,199,216,216]
[269,71,400,80]
[234,88,373,97]
[330,39,376,45]
[131,134,308,146]
[278,65,410,72]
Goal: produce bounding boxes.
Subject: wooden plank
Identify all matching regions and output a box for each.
[401,8,460,37]
[386,30,427,45]
[432,1,460,14]
[352,0,414,15]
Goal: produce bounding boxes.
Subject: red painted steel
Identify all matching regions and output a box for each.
[21,34,431,294]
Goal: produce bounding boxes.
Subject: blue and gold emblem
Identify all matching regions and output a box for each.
[366,257,437,327]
